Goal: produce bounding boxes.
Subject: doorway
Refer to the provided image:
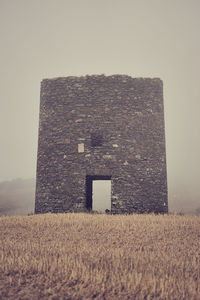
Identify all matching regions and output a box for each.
[86,175,111,212]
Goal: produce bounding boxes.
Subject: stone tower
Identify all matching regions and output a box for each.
[35,75,168,214]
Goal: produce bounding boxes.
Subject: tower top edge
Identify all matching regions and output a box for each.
[41,74,162,84]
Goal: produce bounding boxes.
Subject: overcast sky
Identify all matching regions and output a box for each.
[0,0,200,210]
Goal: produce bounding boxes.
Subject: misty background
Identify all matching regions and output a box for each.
[0,0,200,215]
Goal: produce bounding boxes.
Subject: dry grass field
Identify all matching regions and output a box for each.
[0,213,199,299]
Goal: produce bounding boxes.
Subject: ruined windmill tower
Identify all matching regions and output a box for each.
[35,75,168,214]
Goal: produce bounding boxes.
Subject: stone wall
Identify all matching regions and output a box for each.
[35,75,168,214]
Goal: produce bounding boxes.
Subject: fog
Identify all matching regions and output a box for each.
[0,0,200,214]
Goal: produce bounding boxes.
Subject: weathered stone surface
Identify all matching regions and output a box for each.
[35,74,168,214]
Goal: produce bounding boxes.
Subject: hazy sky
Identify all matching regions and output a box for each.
[0,0,200,209]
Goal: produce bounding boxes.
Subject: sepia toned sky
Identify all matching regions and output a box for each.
[0,0,200,210]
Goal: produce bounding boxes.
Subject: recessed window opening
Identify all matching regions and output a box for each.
[91,132,103,147]
[86,175,111,213]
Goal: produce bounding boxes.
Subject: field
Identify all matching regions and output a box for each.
[0,213,199,299]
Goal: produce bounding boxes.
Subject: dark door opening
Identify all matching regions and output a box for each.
[86,175,111,212]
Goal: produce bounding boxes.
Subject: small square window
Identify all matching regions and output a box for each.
[78,143,84,152]
[91,132,103,147]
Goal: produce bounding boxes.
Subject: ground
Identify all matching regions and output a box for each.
[0,213,199,299]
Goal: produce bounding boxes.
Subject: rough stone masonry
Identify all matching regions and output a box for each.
[35,74,168,214]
